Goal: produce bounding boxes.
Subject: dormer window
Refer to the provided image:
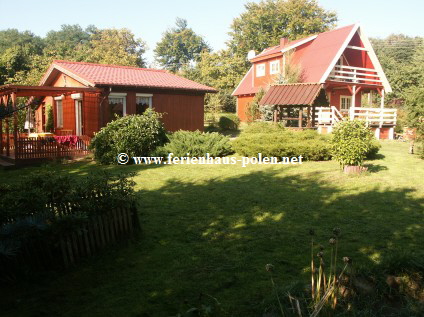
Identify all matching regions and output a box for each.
[270,61,280,74]
[256,64,265,77]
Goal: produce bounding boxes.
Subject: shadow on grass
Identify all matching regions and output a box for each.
[365,163,389,173]
[1,169,423,316]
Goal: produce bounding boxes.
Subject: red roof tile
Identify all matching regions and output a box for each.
[42,60,217,93]
[259,83,323,106]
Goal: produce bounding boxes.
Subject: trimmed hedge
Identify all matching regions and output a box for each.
[155,130,233,157]
[233,130,332,161]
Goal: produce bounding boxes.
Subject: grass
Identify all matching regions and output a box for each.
[1,141,424,316]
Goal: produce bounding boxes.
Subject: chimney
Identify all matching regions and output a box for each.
[280,38,288,47]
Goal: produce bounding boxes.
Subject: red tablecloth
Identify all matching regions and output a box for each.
[54,135,79,146]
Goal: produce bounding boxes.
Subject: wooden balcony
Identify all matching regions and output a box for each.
[329,65,382,86]
[315,106,397,128]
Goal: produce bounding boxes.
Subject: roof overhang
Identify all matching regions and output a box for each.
[0,85,103,98]
[259,83,324,106]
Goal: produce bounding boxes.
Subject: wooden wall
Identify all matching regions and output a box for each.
[237,95,255,122]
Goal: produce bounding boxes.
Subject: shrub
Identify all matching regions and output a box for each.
[218,113,240,131]
[242,122,285,134]
[330,120,376,168]
[233,129,332,161]
[157,130,233,157]
[45,104,54,132]
[89,110,167,164]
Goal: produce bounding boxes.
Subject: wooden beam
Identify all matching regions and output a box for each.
[346,45,368,51]
[12,92,18,158]
[298,107,303,128]
[306,106,311,128]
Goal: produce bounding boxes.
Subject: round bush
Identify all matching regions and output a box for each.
[218,113,240,131]
[89,110,167,164]
[330,120,376,168]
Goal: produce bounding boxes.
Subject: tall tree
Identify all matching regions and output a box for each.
[0,29,44,84]
[227,0,337,62]
[88,28,146,67]
[154,18,211,72]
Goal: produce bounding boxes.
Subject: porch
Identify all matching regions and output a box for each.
[0,85,100,167]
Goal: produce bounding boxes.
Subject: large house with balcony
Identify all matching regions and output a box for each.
[232,24,397,139]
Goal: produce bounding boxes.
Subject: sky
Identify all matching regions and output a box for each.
[0,0,423,65]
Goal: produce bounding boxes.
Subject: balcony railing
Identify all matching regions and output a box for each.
[329,65,382,86]
[315,106,397,128]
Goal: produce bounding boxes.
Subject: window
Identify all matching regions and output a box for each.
[136,94,153,114]
[256,64,265,77]
[270,60,280,74]
[108,93,127,119]
[55,99,63,128]
[340,96,352,112]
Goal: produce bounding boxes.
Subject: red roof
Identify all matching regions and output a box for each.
[41,60,217,93]
[233,24,358,96]
[259,83,323,106]
[232,67,259,96]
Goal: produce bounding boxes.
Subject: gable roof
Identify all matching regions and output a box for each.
[40,60,217,93]
[259,83,323,106]
[232,67,259,96]
[233,24,392,96]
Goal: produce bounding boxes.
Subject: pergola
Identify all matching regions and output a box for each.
[259,83,329,128]
[0,85,102,158]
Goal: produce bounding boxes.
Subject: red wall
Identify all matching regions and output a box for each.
[237,95,255,122]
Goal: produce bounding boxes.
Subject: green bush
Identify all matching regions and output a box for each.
[233,129,332,161]
[89,110,167,164]
[330,120,376,168]
[156,130,233,157]
[218,113,240,131]
[242,122,286,134]
[45,104,54,132]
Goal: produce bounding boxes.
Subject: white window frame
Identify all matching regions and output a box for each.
[136,93,153,110]
[340,95,352,113]
[54,95,63,128]
[256,63,265,77]
[270,60,280,75]
[109,92,127,116]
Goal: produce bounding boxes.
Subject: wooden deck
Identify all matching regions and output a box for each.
[0,135,91,167]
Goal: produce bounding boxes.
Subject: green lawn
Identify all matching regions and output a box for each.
[1,142,423,316]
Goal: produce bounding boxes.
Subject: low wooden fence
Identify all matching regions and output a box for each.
[0,203,139,277]
[15,136,91,160]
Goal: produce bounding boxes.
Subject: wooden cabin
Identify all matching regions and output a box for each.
[36,60,217,136]
[232,24,396,139]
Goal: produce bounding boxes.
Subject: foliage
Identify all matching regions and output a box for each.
[245,87,266,122]
[218,113,240,131]
[156,130,233,157]
[0,170,135,260]
[273,50,302,84]
[155,18,211,72]
[44,104,54,132]
[89,110,167,164]
[88,28,146,67]
[227,0,337,65]
[259,105,276,121]
[233,128,332,161]
[404,86,424,139]
[242,121,286,134]
[330,120,376,168]
[180,49,247,113]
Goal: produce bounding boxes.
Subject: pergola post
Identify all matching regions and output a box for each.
[306,106,311,128]
[12,92,18,158]
[311,106,316,128]
[298,107,303,128]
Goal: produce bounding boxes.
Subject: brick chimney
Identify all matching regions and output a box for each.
[280,37,288,47]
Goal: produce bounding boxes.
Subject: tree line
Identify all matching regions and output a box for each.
[0,0,422,135]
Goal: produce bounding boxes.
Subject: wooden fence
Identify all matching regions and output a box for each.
[0,203,139,277]
[15,136,91,160]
